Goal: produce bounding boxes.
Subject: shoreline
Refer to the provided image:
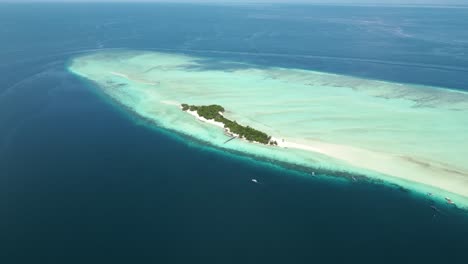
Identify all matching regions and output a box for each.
[182,105,277,146]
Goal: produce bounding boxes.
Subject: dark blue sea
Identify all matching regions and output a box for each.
[1,3,468,263]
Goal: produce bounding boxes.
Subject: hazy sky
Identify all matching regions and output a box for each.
[1,0,467,4]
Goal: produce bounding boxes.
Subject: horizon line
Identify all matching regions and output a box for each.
[1,1,468,7]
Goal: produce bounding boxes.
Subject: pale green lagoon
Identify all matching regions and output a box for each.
[69,50,468,207]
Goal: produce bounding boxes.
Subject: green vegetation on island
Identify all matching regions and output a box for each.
[181,104,277,146]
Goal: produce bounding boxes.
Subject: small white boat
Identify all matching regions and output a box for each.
[251,179,258,183]
[445,197,455,205]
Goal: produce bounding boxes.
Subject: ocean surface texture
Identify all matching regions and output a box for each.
[1,3,468,263]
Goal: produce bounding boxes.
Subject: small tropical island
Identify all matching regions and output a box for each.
[181,103,278,146]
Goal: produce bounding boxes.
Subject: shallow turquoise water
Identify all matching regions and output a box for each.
[69,50,468,206]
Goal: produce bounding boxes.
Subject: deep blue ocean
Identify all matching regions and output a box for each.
[1,3,468,263]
